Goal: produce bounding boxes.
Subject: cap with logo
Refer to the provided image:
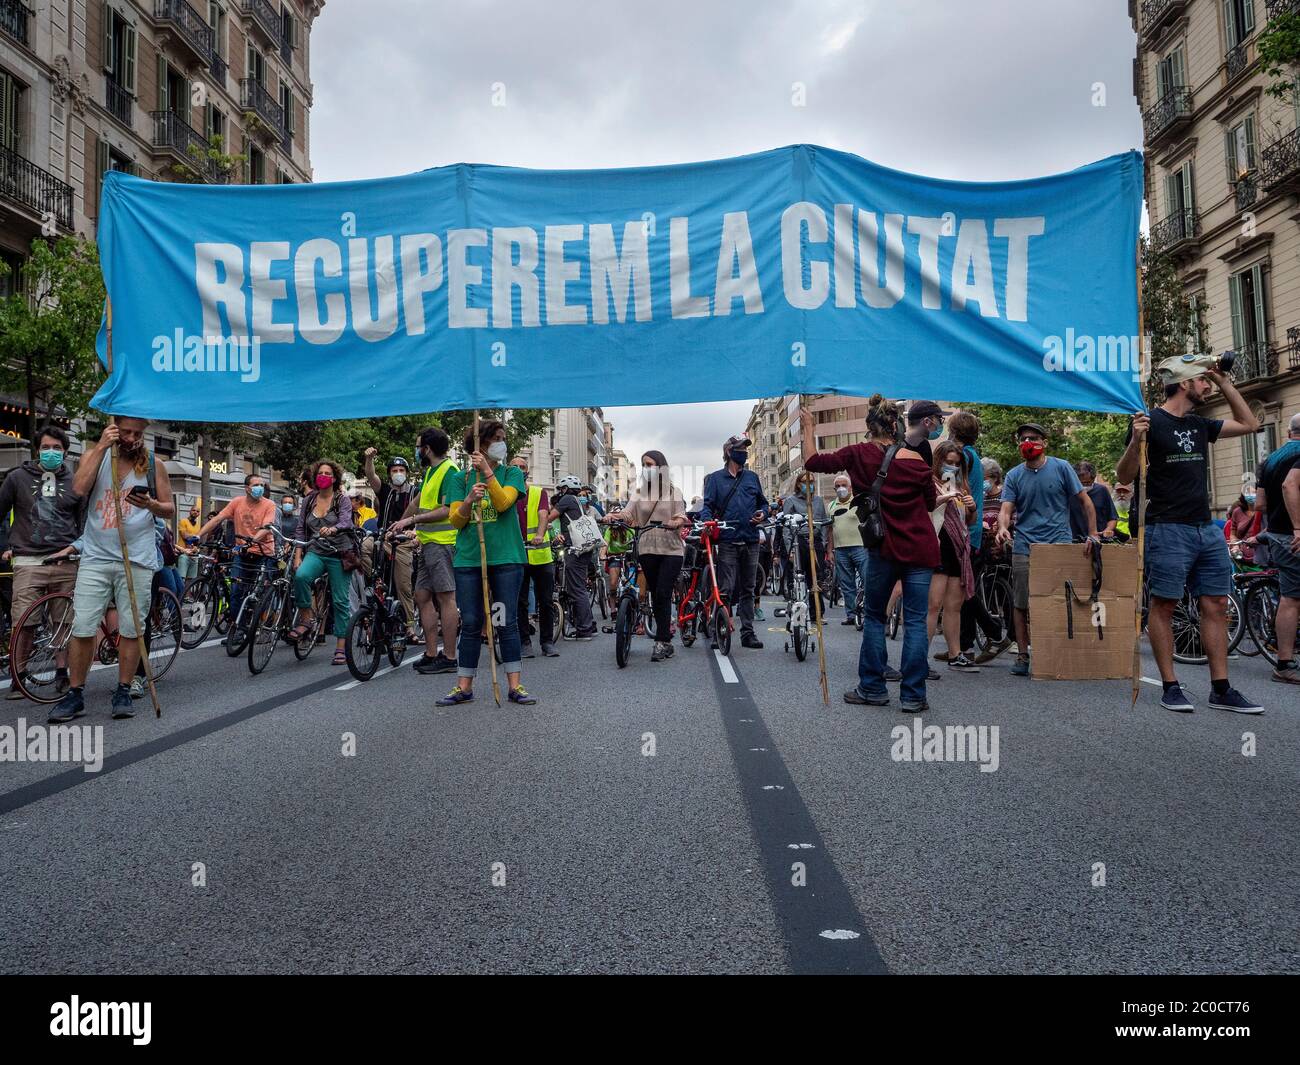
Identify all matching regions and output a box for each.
[723,434,753,454]
[908,400,952,420]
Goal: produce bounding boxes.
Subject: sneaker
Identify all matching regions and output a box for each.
[435,687,474,706]
[111,684,135,719]
[521,641,535,659]
[1160,683,1194,713]
[900,699,929,713]
[1010,656,1030,677]
[651,642,670,662]
[415,653,457,675]
[774,607,788,618]
[754,607,766,621]
[48,688,86,723]
[932,650,950,662]
[841,617,857,626]
[741,634,764,649]
[947,653,980,673]
[410,653,435,671]
[541,643,559,657]
[129,676,146,699]
[884,667,902,682]
[508,685,537,705]
[926,668,941,681]
[974,638,1012,664]
[1207,688,1264,715]
[844,687,889,706]
[1271,661,1300,684]
[572,632,595,642]
[662,641,675,658]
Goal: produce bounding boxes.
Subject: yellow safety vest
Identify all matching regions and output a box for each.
[416,459,458,545]
[525,484,553,565]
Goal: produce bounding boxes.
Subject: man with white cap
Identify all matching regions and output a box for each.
[1116,352,1263,714]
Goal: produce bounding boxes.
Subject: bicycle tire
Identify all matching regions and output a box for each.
[1245,580,1282,667]
[1226,589,1245,656]
[180,575,216,649]
[247,588,284,675]
[225,597,254,657]
[296,579,329,659]
[144,587,183,681]
[615,596,634,668]
[11,592,76,704]
[713,603,732,656]
[345,606,381,680]
[1170,591,1206,665]
[793,622,808,661]
[387,603,410,668]
[553,595,568,642]
[679,597,697,647]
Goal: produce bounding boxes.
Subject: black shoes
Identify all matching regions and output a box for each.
[741,634,764,649]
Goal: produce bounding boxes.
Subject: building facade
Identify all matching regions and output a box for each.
[2,0,324,515]
[1134,0,1300,511]
[516,407,611,501]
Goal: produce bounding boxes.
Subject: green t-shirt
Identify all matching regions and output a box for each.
[444,463,527,568]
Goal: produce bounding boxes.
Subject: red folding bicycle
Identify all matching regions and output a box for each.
[675,519,734,656]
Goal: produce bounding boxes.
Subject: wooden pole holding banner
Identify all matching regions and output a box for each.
[1132,243,1147,708]
[105,300,162,718]
[799,396,830,706]
[471,410,501,706]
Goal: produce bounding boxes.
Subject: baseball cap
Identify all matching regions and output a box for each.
[908,401,952,420]
[723,433,753,452]
[1015,422,1048,440]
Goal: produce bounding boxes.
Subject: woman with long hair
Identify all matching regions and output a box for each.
[607,450,688,662]
[927,440,978,674]
[290,458,353,664]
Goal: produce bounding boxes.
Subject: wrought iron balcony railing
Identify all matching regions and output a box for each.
[1226,41,1249,81]
[1234,173,1258,211]
[1149,209,1200,253]
[211,52,228,82]
[152,110,218,181]
[1143,87,1192,140]
[1285,327,1300,372]
[241,77,284,134]
[154,0,213,63]
[241,0,281,44]
[1141,0,1188,39]
[106,78,133,128]
[1261,126,1300,187]
[1266,0,1300,21]
[0,0,32,46]
[1230,342,1279,383]
[0,143,74,229]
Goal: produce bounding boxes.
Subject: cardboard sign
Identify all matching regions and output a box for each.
[1027,543,1139,681]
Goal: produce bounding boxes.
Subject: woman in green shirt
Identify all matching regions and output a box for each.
[436,419,535,706]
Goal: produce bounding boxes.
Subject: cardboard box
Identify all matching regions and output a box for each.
[1027,543,1139,681]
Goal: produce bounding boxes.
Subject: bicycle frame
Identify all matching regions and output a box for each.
[677,521,732,630]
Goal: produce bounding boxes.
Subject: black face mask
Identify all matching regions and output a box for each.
[729,449,749,466]
[419,448,432,467]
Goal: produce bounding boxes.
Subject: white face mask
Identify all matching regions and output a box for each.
[487,441,508,463]
[391,472,407,487]
[836,487,850,499]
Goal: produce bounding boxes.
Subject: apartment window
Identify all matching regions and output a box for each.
[1224,0,1255,50]
[154,436,178,457]
[1164,160,1195,223]
[1228,261,1268,356]
[1225,115,1256,181]
[281,7,297,50]
[0,69,23,153]
[95,138,136,210]
[0,248,23,298]
[1241,423,1276,478]
[208,2,227,60]
[277,168,293,184]
[157,59,189,117]
[1156,45,1186,100]
[1187,293,1206,353]
[205,103,226,143]
[247,143,265,184]
[103,7,137,94]
[279,83,295,134]
[247,44,266,86]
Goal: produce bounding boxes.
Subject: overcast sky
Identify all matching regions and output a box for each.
[309,0,1143,481]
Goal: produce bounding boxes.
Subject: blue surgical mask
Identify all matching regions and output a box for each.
[578,495,590,505]
[927,426,943,441]
[1244,494,1256,506]
[942,464,959,479]
[250,485,265,500]
[282,502,295,514]
[38,449,63,471]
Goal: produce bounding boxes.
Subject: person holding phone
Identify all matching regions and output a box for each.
[49,418,174,724]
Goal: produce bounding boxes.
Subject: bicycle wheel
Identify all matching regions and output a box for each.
[974,574,1012,654]
[248,588,284,675]
[345,606,381,681]
[712,602,732,656]
[387,603,410,668]
[553,595,568,642]
[1170,591,1206,665]
[180,575,216,649]
[143,587,183,681]
[679,593,697,647]
[1225,589,1245,655]
[593,579,609,620]
[1245,581,1281,666]
[792,621,808,661]
[296,579,330,659]
[614,596,634,668]
[214,579,231,635]
[225,596,253,657]
[11,592,76,704]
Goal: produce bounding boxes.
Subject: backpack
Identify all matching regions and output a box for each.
[854,443,901,550]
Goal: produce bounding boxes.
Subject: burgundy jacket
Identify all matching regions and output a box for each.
[806,442,939,568]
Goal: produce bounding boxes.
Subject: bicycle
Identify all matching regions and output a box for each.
[179,543,236,649]
[223,535,279,658]
[11,556,182,703]
[608,520,664,667]
[345,528,414,681]
[245,525,331,675]
[972,556,1013,656]
[675,520,733,655]
[766,513,831,662]
[1241,568,1298,668]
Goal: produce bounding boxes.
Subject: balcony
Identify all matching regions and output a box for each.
[279,27,292,63]
[1149,209,1200,256]
[1284,328,1300,372]
[1234,172,1258,211]
[1230,342,1279,384]
[0,0,32,47]
[106,78,133,128]
[241,77,284,139]
[0,144,74,230]
[242,0,282,45]
[1261,126,1300,190]
[1226,41,1250,82]
[1140,0,1189,41]
[153,0,214,66]
[1266,0,1300,20]
[211,52,228,83]
[152,110,218,181]
[1143,87,1192,144]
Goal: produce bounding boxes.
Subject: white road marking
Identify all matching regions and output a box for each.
[1140,677,1161,687]
[0,635,229,691]
[819,929,861,940]
[334,664,399,691]
[787,843,815,850]
[761,784,785,791]
[749,747,768,752]
[714,650,738,683]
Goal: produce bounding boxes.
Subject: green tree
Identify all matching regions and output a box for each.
[1257,7,1300,103]
[0,237,105,453]
[169,133,246,185]
[165,421,248,514]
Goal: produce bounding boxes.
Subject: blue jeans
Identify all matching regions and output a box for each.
[835,545,869,617]
[1144,522,1231,600]
[454,563,524,678]
[232,553,278,624]
[859,551,932,705]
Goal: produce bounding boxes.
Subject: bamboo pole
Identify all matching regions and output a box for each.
[105,299,161,718]
[1132,244,1147,708]
[799,396,830,706]
[471,410,501,706]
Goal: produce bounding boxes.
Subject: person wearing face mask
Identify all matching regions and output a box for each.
[1069,461,1119,543]
[701,433,772,649]
[551,474,598,640]
[828,474,868,625]
[903,400,950,466]
[509,454,558,658]
[278,493,298,538]
[996,423,1098,679]
[1225,490,1261,563]
[1112,483,1133,541]
[0,425,87,701]
[781,473,830,616]
[177,501,203,581]
[197,472,279,633]
[364,449,418,636]
[289,459,354,664]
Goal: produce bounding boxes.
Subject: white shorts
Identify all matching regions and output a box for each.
[71,561,154,639]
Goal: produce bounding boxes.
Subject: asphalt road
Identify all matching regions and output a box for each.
[0,595,1295,974]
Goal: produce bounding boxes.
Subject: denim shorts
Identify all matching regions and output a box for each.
[1144,522,1231,600]
[1263,532,1300,599]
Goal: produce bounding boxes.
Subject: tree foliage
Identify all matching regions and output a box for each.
[1257,9,1300,102]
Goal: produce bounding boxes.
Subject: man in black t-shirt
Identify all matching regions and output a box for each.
[1255,412,1300,683]
[1116,356,1264,714]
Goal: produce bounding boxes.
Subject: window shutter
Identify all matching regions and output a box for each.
[1228,273,1244,349]
[1250,262,1267,345]
[183,78,192,123]
[1157,55,1170,98]
[1245,114,1256,169]
[157,54,167,111]
[1225,128,1238,182]
[0,74,13,153]
[1181,161,1195,216]
[1224,0,1238,48]
[1165,170,1179,215]
[1173,48,1186,89]
[95,137,110,217]
[104,9,115,76]
[123,22,137,94]
[1243,0,1255,35]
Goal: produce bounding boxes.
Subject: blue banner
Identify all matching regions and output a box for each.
[92,144,1143,420]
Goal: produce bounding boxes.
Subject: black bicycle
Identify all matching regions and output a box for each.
[345,530,414,680]
[608,520,664,667]
[246,525,330,675]
[179,542,235,649]
[224,536,279,658]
